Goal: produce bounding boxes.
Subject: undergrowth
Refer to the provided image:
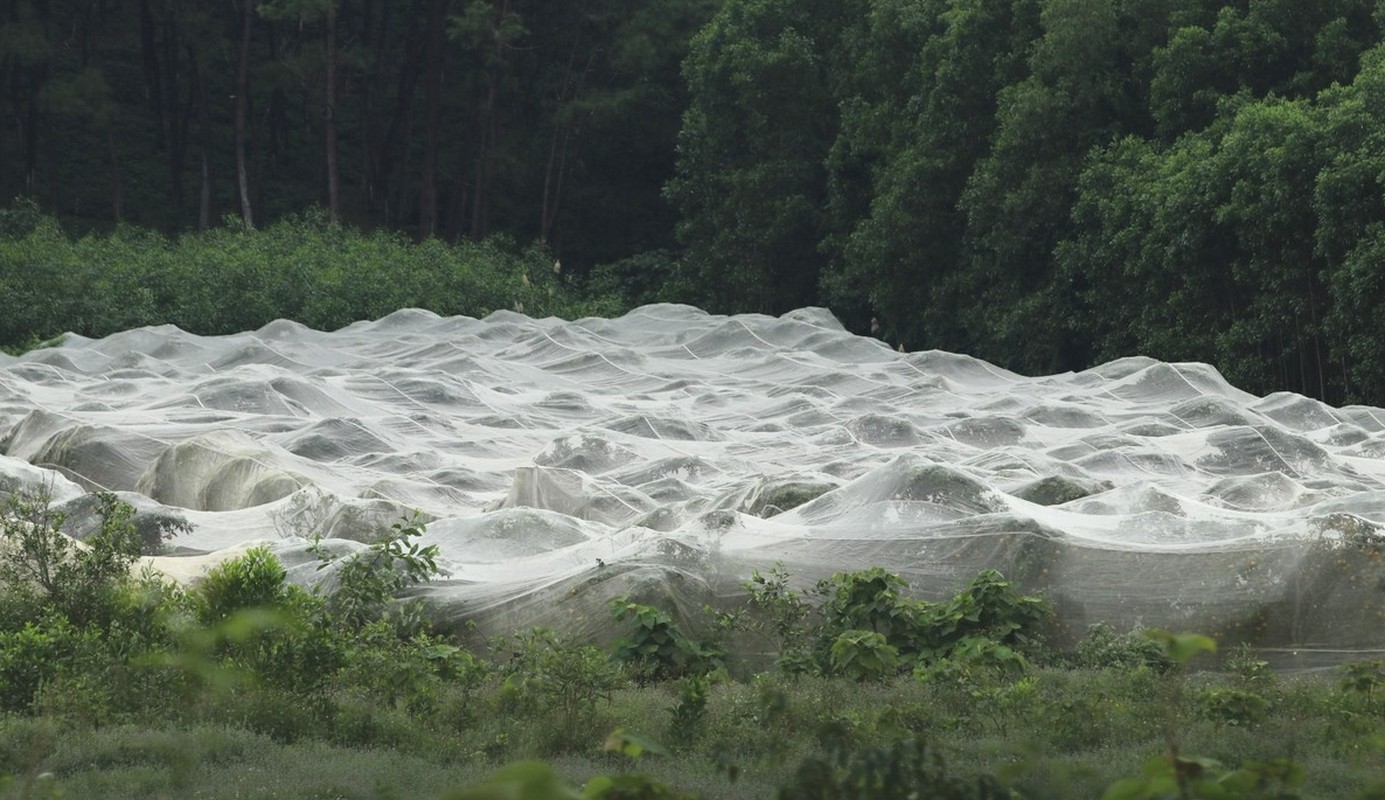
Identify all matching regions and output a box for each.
[0,491,1383,798]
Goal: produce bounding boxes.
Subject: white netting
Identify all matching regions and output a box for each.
[1,304,1384,667]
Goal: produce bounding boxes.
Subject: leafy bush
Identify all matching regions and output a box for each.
[1197,686,1270,729]
[195,546,288,623]
[1073,622,1177,674]
[311,511,440,633]
[1340,659,1385,711]
[500,628,627,750]
[0,615,102,713]
[335,624,487,720]
[0,490,146,627]
[742,563,813,673]
[667,674,711,743]
[828,630,900,682]
[0,206,597,351]
[610,599,720,681]
[778,735,1009,800]
[816,567,912,640]
[907,569,1049,661]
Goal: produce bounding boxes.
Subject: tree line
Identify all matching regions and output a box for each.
[669,0,1385,405]
[6,1,1385,404]
[0,0,714,274]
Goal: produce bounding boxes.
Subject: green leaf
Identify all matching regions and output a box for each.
[603,729,669,760]
[1143,630,1216,666]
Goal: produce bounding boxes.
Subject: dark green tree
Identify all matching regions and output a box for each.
[666,0,859,314]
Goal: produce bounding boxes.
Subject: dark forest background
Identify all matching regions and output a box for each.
[4,0,1385,405]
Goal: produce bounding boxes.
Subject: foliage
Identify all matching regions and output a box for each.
[665,0,853,314]
[909,569,1050,659]
[0,209,595,350]
[666,675,711,743]
[827,630,899,682]
[1074,622,1178,674]
[5,514,1385,800]
[335,624,487,720]
[777,735,1010,800]
[611,599,722,681]
[196,546,289,624]
[804,567,1048,676]
[311,511,440,633]
[1097,631,1308,800]
[0,0,715,278]
[1102,755,1306,800]
[500,628,627,748]
[1145,630,1217,668]
[7,0,1385,406]
[0,490,146,627]
[1225,643,1275,690]
[1341,659,1385,711]
[1196,686,1270,729]
[742,563,813,673]
[0,614,103,713]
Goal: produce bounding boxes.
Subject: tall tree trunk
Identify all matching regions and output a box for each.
[471,0,511,241]
[137,0,164,150]
[418,0,444,238]
[190,48,213,231]
[324,2,339,222]
[359,0,381,213]
[24,67,39,195]
[235,0,255,229]
[541,42,595,244]
[445,121,475,238]
[107,127,122,222]
[163,11,187,224]
[375,0,424,224]
[471,79,497,239]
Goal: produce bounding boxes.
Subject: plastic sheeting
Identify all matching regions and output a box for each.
[1,305,1383,666]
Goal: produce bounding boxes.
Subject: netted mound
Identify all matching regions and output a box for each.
[3,303,1385,664]
[135,430,310,511]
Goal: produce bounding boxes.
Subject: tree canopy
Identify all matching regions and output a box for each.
[6,0,1385,402]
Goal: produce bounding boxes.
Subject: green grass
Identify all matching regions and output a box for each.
[0,517,1380,798]
[3,665,1382,799]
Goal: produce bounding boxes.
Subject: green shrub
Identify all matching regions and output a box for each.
[1073,623,1176,673]
[778,736,1009,800]
[667,674,711,743]
[0,206,595,352]
[908,569,1049,660]
[499,628,626,751]
[828,630,900,682]
[610,599,720,681]
[0,615,104,713]
[195,546,288,623]
[1340,659,1385,711]
[743,564,813,673]
[311,512,440,633]
[334,624,487,720]
[816,567,912,639]
[1197,686,1270,729]
[0,490,146,627]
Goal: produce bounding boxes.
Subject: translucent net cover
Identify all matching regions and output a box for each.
[1,305,1384,667]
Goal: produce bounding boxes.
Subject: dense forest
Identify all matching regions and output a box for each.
[0,0,714,267]
[5,0,1385,404]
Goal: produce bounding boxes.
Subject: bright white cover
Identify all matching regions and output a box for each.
[2,305,1382,667]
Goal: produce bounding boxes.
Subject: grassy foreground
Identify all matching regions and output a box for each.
[0,492,1383,799]
[4,665,1384,799]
